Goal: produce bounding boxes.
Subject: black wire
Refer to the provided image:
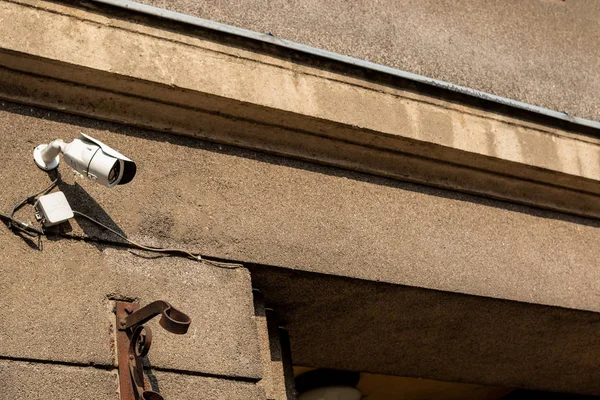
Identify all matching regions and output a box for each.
[12,180,57,218]
[1,179,57,236]
[3,176,243,269]
[72,210,244,269]
[0,212,43,235]
[5,179,58,238]
[9,179,58,218]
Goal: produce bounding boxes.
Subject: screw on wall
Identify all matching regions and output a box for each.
[114,301,191,400]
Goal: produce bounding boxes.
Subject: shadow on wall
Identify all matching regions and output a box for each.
[1,166,126,251]
[39,169,128,250]
[59,179,126,232]
[4,100,600,229]
[250,265,600,396]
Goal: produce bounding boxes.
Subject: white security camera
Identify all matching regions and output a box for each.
[33,133,136,187]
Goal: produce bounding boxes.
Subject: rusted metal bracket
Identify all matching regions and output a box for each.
[115,301,191,400]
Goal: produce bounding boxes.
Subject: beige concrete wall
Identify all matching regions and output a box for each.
[3,98,600,394]
[0,162,268,398]
[0,237,268,398]
[2,0,600,395]
[139,0,600,123]
[1,100,599,314]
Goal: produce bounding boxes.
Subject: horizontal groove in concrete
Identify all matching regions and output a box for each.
[0,355,261,382]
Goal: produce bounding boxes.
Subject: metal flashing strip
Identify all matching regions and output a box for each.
[89,0,600,135]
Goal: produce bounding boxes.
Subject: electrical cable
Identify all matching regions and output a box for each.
[72,210,244,269]
[10,178,58,221]
[0,211,43,236]
[2,179,58,238]
[3,178,244,269]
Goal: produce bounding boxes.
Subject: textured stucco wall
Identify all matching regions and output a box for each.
[5,1,600,396]
[0,101,268,398]
[2,98,600,393]
[137,0,600,123]
[0,236,267,398]
[2,101,599,314]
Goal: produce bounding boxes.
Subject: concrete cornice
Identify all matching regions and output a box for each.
[1,0,600,217]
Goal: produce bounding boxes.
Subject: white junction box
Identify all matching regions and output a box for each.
[35,191,74,227]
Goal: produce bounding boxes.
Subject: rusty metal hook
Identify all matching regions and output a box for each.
[119,300,191,334]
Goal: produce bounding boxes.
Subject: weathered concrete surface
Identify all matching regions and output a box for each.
[0,360,265,399]
[0,360,118,399]
[0,233,261,379]
[1,101,600,315]
[253,267,600,395]
[149,370,265,399]
[139,0,600,123]
[1,0,600,219]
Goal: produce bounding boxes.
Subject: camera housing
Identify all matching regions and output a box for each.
[33,133,136,188]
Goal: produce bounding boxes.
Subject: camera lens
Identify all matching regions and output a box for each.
[108,161,121,184]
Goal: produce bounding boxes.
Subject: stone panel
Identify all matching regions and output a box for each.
[0,360,264,399]
[0,237,261,379]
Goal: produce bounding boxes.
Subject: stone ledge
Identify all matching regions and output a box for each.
[0,0,599,218]
[252,267,600,395]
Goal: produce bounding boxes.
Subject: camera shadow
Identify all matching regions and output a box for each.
[45,176,128,251]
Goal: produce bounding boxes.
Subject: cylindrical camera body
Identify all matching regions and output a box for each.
[63,138,123,188]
